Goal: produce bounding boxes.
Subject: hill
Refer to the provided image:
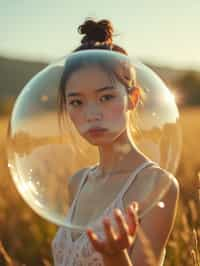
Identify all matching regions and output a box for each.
[0,55,200,109]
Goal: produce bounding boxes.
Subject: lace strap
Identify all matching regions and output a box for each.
[118,161,155,200]
[69,167,93,221]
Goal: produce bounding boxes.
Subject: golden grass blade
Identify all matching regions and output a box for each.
[0,241,14,266]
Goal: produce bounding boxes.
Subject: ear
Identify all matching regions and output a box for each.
[127,87,140,110]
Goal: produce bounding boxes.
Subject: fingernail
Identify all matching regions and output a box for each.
[115,208,122,216]
[133,201,139,211]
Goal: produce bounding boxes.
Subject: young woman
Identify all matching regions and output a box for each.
[51,18,180,266]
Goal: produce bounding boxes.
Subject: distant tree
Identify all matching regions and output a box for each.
[175,71,200,106]
[0,97,15,116]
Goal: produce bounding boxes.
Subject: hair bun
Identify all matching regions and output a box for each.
[78,19,114,45]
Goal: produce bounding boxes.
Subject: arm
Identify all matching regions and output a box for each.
[129,176,180,265]
[101,175,179,266]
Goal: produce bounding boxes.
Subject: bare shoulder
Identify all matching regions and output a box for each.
[125,164,180,265]
[150,165,180,201]
[124,163,180,208]
[148,164,180,192]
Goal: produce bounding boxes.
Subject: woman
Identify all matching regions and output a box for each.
[52,18,180,266]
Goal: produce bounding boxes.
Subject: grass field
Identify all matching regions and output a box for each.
[0,107,199,266]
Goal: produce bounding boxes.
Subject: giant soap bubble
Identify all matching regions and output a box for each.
[6,49,182,232]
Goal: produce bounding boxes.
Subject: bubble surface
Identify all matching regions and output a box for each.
[6,50,182,231]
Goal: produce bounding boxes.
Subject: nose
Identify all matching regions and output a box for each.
[84,104,102,122]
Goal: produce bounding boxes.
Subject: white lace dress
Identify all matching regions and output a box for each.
[51,161,166,266]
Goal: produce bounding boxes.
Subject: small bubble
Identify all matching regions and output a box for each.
[157,201,165,208]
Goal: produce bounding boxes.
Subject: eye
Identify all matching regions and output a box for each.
[69,99,82,107]
[100,94,115,102]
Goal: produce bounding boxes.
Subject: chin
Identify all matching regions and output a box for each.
[85,135,120,146]
[86,138,111,146]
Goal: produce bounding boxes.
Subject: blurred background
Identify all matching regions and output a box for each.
[0,1,199,265]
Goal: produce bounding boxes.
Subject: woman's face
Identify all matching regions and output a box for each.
[65,65,132,145]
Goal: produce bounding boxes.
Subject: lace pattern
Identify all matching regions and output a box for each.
[51,161,167,266]
[52,201,130,265]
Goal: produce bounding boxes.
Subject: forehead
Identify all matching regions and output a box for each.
[66,65,116,92]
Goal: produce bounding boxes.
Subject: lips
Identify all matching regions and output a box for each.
[87,127,107,134]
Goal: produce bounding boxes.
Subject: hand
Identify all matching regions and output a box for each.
[86,201,139,257]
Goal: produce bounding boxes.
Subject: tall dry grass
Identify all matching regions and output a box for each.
[0,107,199,265]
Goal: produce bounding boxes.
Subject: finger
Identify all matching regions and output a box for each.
[103,218,118,249]
[86,228,106,253]
[132,201,139,212]
[126,204,139,235]
[114,209,130,245]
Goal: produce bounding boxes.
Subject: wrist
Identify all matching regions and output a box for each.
[102,249,133,266]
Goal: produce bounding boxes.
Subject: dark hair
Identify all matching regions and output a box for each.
[73,18,128,55]
[57,18,142,132]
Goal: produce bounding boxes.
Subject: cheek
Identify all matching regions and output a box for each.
[105,102,126,121]
[68,109,84,127]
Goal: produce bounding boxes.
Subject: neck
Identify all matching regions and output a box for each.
[97,129,143,175]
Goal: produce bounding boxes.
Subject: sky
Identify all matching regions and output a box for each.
[1,0,200,70]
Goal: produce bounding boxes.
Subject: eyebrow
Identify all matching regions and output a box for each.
[66,86,116,97]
